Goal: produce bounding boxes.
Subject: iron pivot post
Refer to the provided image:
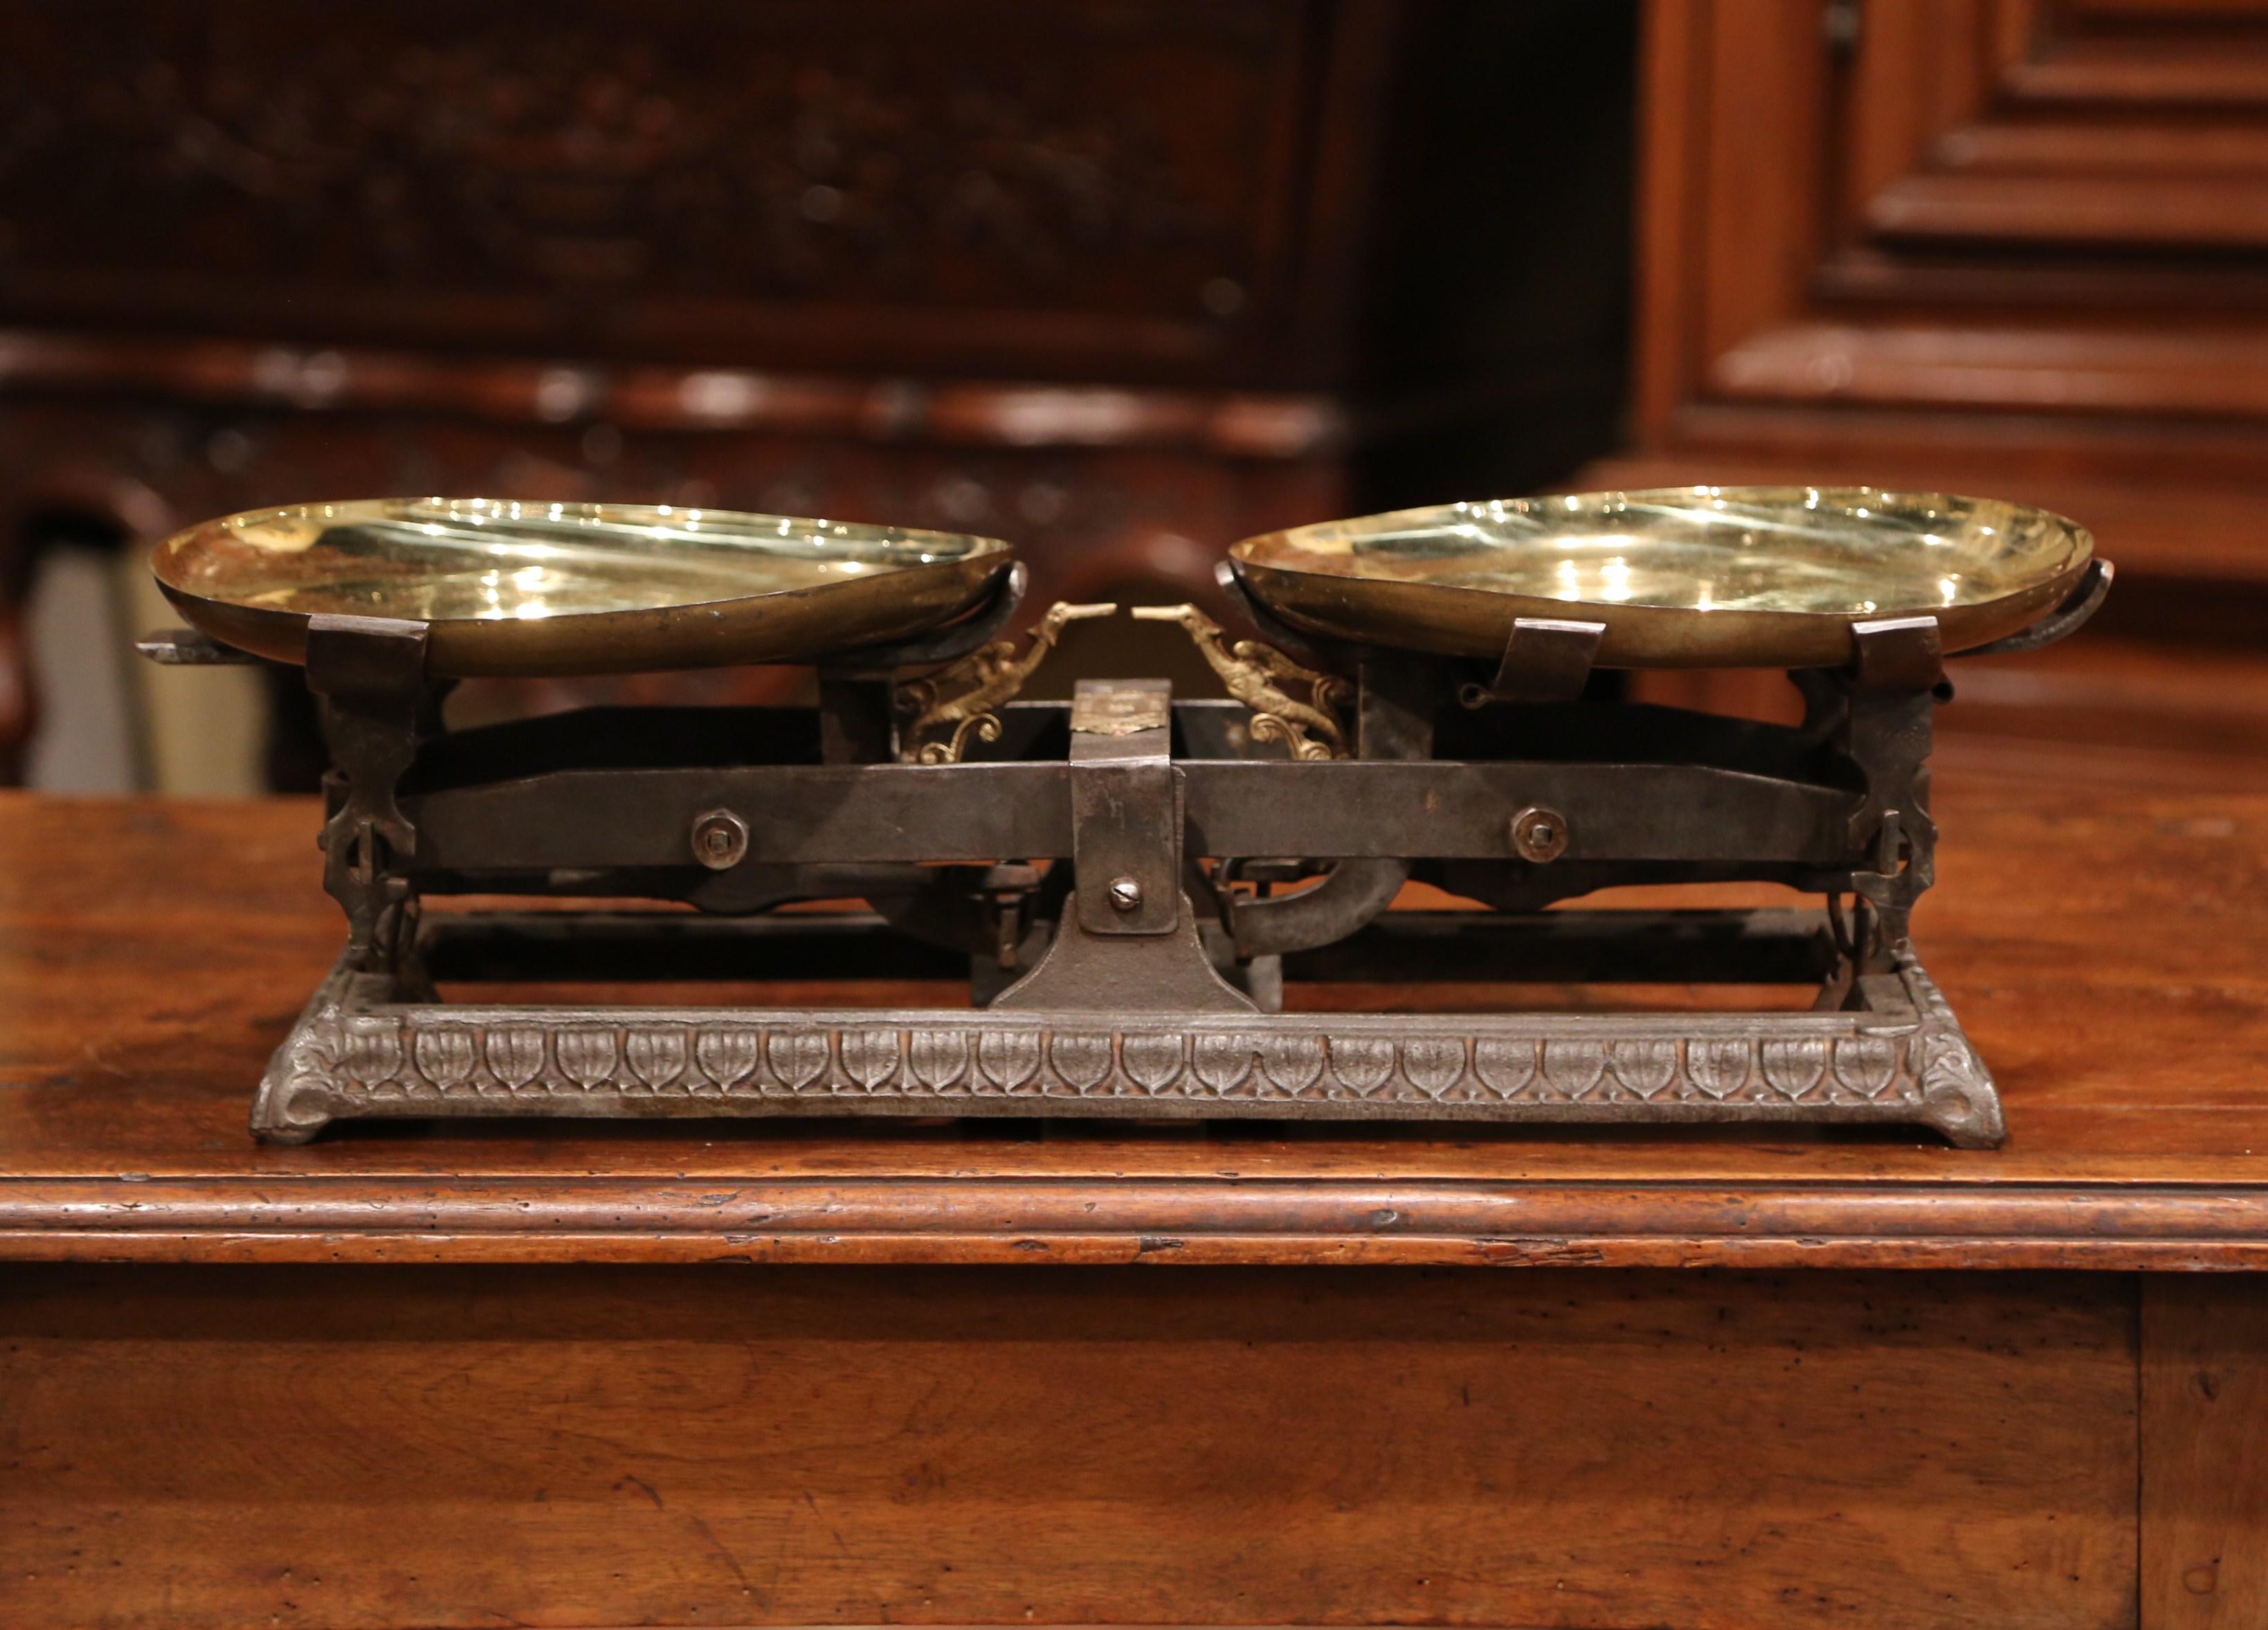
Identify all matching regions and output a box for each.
[305,613,438,976]
[991,678,1253,1015]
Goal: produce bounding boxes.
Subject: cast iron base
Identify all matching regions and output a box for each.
[253,910,2004,1147]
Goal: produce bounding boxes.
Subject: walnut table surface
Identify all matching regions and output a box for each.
[3,781,2265,1271]
[6,783,2268,1630]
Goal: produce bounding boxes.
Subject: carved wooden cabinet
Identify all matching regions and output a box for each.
[1639,0,2268,437]
[1590,0,2268,780]
[0,0,1632,778]
[3,2,1396,384]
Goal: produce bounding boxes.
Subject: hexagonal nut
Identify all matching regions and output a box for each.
[690,808,750,871]
[1509,805,1569,864]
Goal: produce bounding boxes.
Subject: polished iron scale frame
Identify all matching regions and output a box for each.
[143,497,2109,1148]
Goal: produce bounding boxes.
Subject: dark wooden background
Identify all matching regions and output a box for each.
[9,0,2262,786]
[0,0,1635,774]
[1587,0,2268,784]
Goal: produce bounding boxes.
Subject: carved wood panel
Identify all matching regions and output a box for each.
[1614,1,2268,770]
[0,0,1383,385]
[1638,0,2268,437]
[1845,0,2268,254]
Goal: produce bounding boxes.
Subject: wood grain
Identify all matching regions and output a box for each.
[2,784,2267,1266]
[2143,1276,2268,1627]
[1620,0,2268,784]
[0,1,1345,383]
[0,1265,2139,1630]
[1637,0,2268,437]
[0,332,1349,454]
[1621,0,2268,788]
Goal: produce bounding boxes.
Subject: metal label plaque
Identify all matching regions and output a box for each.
[1071,686,1172,736]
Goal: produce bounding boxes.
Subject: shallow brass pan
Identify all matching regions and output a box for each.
[1229,487,2094,669]
[152,498,1013,677]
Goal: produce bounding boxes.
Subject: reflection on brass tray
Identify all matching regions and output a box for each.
[1230,486,2093,669]
[152,496,1013,676]
[897,600,1118,763]
[1129,603,1349,759]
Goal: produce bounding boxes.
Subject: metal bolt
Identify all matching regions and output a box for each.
[1510,806,1569,864]
[690,808,750,871]
[1107,875,1145,912]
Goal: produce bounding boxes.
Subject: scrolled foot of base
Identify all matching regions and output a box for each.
[1921,1082,2006,1149]
[251,987,349,1143]
[250,1113,327,1145]
[249,1080,335,1143]
[1902,950,2007,1148]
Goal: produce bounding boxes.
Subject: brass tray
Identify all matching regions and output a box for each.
[1230,487,2094,668]
[152,498,1013,676]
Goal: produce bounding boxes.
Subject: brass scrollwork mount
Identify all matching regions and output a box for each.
[896,601,1118,763]
[1128,603,1349,759]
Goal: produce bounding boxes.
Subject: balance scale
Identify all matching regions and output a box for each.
[142,487,2107,1145]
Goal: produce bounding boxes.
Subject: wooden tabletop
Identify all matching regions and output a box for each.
[3,767,2266,1270]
